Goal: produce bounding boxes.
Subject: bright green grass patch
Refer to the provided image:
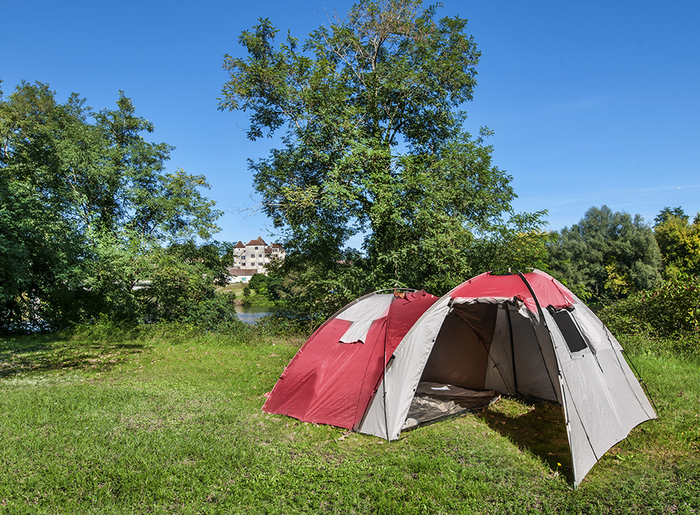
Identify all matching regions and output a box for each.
[1,329,698,513]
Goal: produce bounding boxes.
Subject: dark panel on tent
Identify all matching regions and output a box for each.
[549,308,588,353]
[452,303,498,345]
[420,304,498,390]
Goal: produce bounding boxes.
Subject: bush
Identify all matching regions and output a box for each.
[251,310,324,337]
[181,293,247,333]
[599,274,700,354]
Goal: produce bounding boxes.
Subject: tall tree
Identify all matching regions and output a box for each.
[548,205,663,301]
[221,0,543,305]
[0,82,89,329]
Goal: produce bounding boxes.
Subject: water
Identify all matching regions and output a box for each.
[235,305,274,324]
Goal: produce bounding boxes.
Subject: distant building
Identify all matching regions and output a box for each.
[229,237,285,275]
[226,268,257,284]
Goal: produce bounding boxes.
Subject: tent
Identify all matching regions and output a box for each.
[265,270,656,486]
[262,290,442,431]
[356,270,657,486]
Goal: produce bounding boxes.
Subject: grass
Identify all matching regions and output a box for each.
[1,327,699,514]
[217,283,275,308]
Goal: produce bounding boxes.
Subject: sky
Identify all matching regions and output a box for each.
[3,0,699,246]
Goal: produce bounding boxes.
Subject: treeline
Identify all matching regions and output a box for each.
[244,202,700,356]
[258,204,700,309]
[4,0,699,342]
[2,78,698,342]
[548,205,700,300]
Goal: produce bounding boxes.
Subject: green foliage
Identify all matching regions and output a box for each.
[165,240,231,286]
[548,205,663,301]
[464,211,552,278]
[139,252,216,322]
[247,272,268,293]
[82,243,239,330]
[654,212,700,278]
[599,274,700,353]
[0,81,223,332]
[262,249,368,316]
[221,0,545,308]
[654,206,688,226]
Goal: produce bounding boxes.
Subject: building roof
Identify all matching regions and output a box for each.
[246,237,266,246]
[234,241,245,249]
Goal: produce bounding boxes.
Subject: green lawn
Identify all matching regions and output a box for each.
[217,283,275,308]
[1,327,698,514]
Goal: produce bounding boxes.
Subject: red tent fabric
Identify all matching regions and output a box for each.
[451,269,575,312]
[262,291,438,429]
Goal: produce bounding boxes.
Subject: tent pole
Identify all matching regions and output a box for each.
[516,271,562,401]
[621,348,660,416]
[506,303,518,394]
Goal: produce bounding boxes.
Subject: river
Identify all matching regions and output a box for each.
[235,305,275,324]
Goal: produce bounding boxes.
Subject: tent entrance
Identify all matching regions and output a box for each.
[402,303,503,431]
[418,300,561,402]
[402,382,501,431]
[420,303,500,390]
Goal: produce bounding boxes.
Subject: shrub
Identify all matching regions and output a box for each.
[252,310,323,337]
[599,274,700,354]
[181,293,247,333]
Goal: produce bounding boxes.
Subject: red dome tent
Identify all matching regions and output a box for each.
[263,290,440,431]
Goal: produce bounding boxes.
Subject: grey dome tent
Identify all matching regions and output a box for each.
[353,270,656,487]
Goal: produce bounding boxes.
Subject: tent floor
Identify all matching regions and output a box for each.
[402,382,501,431]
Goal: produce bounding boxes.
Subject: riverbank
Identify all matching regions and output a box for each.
[217,283,275,308]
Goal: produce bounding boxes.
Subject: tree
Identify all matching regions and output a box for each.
[166,240,231,286]
[0,81,223,331]
[654,206,688,227]
[465,212,552,276]
[547,206,663,301]
[0,82,91,330]
[247,272,268,293]
[221,0,544,306]
[654,210,700,278]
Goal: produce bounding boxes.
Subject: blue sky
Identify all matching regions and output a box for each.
[3,0,699,246]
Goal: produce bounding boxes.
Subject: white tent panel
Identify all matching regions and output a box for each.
[543,308,656,486]
[337,294,393,343]
[510,309,560,402]
[358,295,452,440]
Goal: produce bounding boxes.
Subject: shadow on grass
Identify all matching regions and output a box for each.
[0,334,146,379]
[478,397,575,484]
